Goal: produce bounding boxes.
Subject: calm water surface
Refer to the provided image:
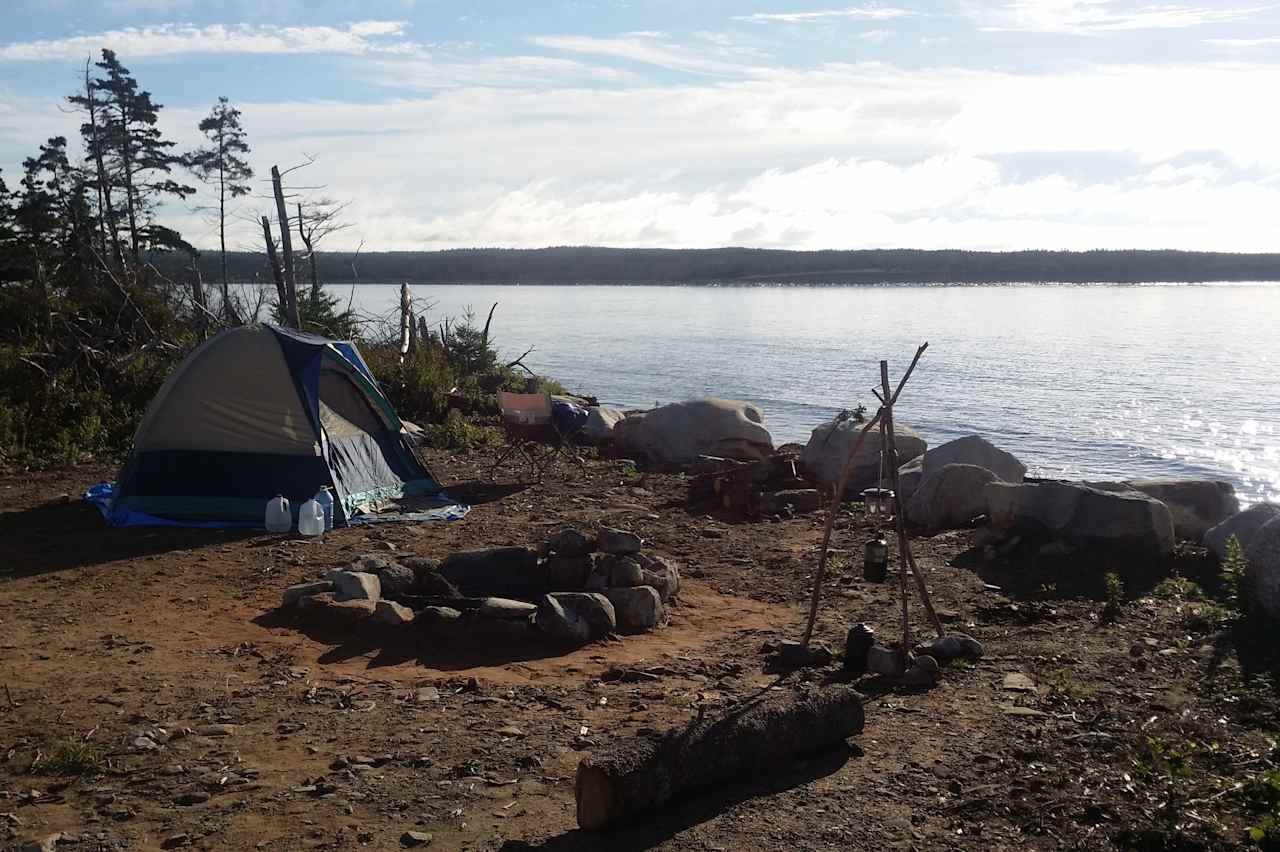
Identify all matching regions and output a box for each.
[334,283,1280,506]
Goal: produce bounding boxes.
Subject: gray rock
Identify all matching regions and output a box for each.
[348,553,400,574]
[438,547,543,597]
[282,580,332,607]
[897,456,925,500]
[922,435,1026,485]
[612,398,774,465]
[400,831,433,848]
[478,597,538,619]
[545,555,594,590]
[1204,502,1280,559]
[906,464,999,533]
[297,592,376,625]
[800,418,926,494]
[914,633,984,661]
[416,606,464,635]
[598,526,642,554]
[600,554,644,587]
[1092,479,1239,542]
[326,570,381,603]
[1246,518,1280,620]
[636,553,681,601]
[545,528,595,558]
[375,564,417,598]
[764,488,823,514]
[986,480,1175,556]
[581,406,624,445]
[371,599,415,627]
[603,586,665,633]
[534,592,616,643]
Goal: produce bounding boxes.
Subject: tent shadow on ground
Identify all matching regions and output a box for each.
[440,480,530,505]
[0,498,257,579]
[253,609,593,670]
[495,743,860,852]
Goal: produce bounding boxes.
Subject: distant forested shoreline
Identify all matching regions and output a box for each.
[156,247,1280,285]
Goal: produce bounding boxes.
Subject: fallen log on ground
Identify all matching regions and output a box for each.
[574,684,864,830]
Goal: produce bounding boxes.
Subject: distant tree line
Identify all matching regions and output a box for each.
[157,246,1280,285]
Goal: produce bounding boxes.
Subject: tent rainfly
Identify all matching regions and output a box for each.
[103,324,457,527]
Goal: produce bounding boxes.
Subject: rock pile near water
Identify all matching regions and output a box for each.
[277,524,678,646]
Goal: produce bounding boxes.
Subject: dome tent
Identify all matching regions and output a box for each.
[102,324,460,527]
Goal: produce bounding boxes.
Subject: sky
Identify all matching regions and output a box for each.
[2,0,1280,252]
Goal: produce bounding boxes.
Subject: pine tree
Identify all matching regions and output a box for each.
[189,96,253,321]
[67,58,122,267]
[90,49,195,261]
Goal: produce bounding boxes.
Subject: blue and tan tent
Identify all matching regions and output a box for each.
[96,325,462,527]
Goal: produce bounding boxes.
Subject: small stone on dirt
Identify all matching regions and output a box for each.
[401,831,433,847]
[413,687,440,703]
[161,834,190,849]
[174,790,210,806]
[1001,673,1036,692]
[327,570,381,602]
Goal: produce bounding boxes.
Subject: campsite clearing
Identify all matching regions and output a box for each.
[1,451,1275,851]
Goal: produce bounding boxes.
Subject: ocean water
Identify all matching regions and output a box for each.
[334,282,1280,506]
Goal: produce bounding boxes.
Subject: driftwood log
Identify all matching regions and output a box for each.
[575,685,864,830]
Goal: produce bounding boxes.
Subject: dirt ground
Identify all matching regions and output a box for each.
[3,451,1278,851]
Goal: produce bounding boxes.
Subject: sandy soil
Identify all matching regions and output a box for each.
[1,451,1275,851]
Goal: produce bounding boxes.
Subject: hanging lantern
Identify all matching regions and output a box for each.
[863,537,889,582]
[861,487,896,516]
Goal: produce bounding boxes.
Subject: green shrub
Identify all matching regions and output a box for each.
[419,411,503,450]
[1102,572,1125,623]
[30,739,107,776]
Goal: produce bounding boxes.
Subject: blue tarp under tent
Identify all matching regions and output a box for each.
[89,324,467,528]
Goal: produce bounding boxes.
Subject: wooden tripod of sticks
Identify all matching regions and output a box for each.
[800,342,945,671]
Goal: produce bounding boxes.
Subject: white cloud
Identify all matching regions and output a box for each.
[975,1,1266,34]
[6,57,1280,252]
[858,28,897,42]
[525,34,763,76]
[0,21,418,61]
[733,6,915,24]
[1206,35,1280,46]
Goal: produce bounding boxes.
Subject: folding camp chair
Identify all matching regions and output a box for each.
[488,391,582,482]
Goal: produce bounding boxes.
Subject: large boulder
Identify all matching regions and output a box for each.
[906,464,999,533]
[986,481,1175,556]
[612,399,773,465]
[1204,503,1280,559]
[1246,518,1280,619]
[438,547,543,597]
[898,435,1023,501]
[533,593,616,643]
[800,419,926,494]
[923,436,1025,484]
[603,586,665,633]
[1092,479,1239,543]
[581,406,625,445]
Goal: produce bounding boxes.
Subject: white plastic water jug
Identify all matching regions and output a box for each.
[313,486,334,531]
[265,495,291,533]
[298,498,324,537]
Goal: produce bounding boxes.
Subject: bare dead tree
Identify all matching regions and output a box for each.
[269,165,300,328]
